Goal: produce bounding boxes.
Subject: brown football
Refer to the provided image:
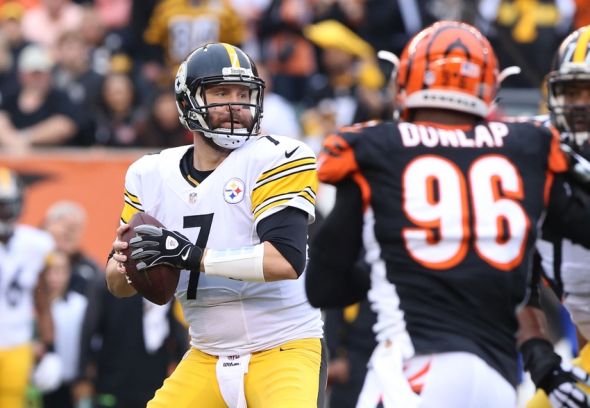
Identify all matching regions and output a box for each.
[121,212,180,305]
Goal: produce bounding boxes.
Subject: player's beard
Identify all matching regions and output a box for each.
[208,107,255,134]
[198,106,256,152]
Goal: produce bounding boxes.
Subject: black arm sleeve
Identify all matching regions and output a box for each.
[306,178,369,308]
[546,174,590,247]
[256,206,308,276]
[526,251,543,309]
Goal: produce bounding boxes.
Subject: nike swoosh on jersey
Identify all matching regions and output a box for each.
[285,146,300,158]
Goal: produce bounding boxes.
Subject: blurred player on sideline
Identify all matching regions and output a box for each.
[0,167,57,407]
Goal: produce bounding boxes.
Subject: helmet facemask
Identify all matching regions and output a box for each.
[548,73,590,157]
[176,63,265,150]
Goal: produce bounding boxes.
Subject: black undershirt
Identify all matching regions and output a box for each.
[180,147,213,186]
[256,207,308,276]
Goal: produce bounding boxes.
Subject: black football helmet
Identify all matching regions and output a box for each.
[175,42,265,149]
[547,25,590,156]
[0,167,23,240]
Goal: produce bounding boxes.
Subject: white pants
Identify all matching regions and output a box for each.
[357,351,516,408]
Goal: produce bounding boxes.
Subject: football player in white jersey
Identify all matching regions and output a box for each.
[526,25,590,408]
[0,167,56,407]
[105,43,326,408]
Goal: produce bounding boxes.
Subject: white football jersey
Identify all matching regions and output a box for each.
[535,113,590,295]
[0,225,54,348]
[537,238,590,296]
[121,135,323,355]
[536,114,590,337]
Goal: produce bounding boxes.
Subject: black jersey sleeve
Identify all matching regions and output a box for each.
[546,174,590,248]
[526,251,543,309]
[256,207,308,276]
[306,178,369,308]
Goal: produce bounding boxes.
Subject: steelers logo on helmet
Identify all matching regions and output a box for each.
[175,61,187,94]
[547,24,590,157]
[397,21,499,119]
[174,43,265,150]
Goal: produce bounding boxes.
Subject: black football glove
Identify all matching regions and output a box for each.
[129,225,203,272]
[522,338,590,408]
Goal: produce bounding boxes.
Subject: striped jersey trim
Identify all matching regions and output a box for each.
[254,157,316,189]
[125,189,141,204]
[121,190,144,223]
[253,186,316,218]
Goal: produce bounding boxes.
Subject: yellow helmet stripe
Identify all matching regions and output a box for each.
[221,43,241,68]
[573,28,590,63]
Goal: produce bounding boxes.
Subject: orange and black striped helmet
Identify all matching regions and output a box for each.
[396,21,499,119]
[547,25,590,152]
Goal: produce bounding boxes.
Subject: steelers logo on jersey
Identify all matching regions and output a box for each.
[223,178,245,204]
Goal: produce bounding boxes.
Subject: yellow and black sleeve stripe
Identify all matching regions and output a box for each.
[121,189,144,224]
[252,157,317,219]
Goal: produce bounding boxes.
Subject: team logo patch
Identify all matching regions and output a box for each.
[166,236,179,250]
[175,61,187,93]
[460,61,480,78]
[223,178,245,204]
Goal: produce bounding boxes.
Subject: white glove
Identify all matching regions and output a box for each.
[357,337,420,408]
[32,352,63,393]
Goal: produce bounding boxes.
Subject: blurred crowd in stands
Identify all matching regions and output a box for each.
[0,0,587,153]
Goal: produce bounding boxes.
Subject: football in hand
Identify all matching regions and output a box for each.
[121,212,180,305]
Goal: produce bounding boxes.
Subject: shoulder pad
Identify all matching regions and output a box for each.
[318,133,359,184]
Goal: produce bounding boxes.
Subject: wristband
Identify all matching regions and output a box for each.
[203,244,265,282]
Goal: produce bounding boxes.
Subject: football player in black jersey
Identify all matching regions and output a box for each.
[526,25,590,408]
[306,20,590,408]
